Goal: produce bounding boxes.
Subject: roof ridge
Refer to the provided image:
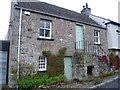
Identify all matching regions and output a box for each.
[17,1,106,29]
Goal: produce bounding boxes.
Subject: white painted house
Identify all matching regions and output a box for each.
[90,14,120,56]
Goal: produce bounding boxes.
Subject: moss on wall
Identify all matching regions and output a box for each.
[19,61,35,77]
[42,47,67,76]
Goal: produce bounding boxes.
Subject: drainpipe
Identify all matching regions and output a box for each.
[17,8,23,80]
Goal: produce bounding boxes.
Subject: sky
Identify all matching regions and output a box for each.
[0,0,119,40]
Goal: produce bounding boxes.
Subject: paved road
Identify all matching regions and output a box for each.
[96,77,120,89]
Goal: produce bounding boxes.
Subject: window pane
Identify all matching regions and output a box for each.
[45,30,50,37]
[46,22,50,28]
[40,21,45,28]
[40,29,44,36]
[94,37,98,43]
[94,38,96,42]
[96,37,98,42]
[94,32,96,36]
[96,32,98,36]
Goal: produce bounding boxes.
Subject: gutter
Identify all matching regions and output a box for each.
[15,6,107,30]
[105,21,120,26]
[17,8,22,80]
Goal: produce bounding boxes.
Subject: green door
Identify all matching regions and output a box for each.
[64,57,72,80]
[75,25,84,49]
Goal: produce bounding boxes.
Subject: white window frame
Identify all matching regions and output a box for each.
[94,30,100,44]
[38,56,47,71]
[39,20,52,39]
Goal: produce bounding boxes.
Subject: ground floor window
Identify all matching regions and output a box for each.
[38,56,47,71]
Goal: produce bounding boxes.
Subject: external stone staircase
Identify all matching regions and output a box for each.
[74,41,111,79]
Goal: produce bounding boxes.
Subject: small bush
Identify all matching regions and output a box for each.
[17,74,66,89]
[114,56,120,70]
[109,52,116,65]
[42,47,67,76]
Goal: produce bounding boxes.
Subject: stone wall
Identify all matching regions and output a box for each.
[73,52,110,80]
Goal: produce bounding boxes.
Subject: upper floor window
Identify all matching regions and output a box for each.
[39,20,52,39]
[94,30,100,44]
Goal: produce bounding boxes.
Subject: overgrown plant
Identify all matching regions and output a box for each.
[109,52,115,65]
[42,47,67,76]
[19,61,35,77]
[114,56,120,70]
[17,74,66,89]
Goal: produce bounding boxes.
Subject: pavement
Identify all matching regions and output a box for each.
[90,71,120,89]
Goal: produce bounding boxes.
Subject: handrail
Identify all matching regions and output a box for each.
[75,41,108,57]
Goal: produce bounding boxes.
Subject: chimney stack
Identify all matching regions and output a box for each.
[81,3,91,16]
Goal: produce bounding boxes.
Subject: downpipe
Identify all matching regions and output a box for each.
[17,8,22,88]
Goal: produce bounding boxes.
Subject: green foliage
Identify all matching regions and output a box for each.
[42,47,67,76]
[42,50,51,57]
[17,74,66,89]
[10,65,17,74]
[11,68,17,74]
[109,52,116,65]
[19,62,35,77]
[58,47,67,56]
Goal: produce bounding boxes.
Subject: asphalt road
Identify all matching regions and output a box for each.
[96,77,120,89]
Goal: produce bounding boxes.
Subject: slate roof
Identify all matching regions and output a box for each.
[16,1,104,28]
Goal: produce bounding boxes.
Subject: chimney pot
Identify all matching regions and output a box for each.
[86,3,88,8]
[83,6,85,9]
[81,3,91,16]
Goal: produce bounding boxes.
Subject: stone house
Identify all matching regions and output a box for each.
[5,0,110,86]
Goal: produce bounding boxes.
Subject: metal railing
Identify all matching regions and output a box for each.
[75,41,108,56]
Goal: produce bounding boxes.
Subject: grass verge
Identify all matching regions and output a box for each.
[74,71,117,82]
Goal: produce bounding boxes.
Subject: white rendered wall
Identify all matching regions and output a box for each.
[107,24,119,49]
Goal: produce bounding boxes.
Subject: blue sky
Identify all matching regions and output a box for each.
[0,0,119,40]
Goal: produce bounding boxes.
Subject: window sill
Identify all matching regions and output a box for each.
[37,71,46,73]
[37,38,54,41]
[94,43,102,45]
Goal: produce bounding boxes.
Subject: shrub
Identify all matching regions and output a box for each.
[102,55,108,63]
[17,74,66,89]
[114,56,120,70]
[109,52,116,65]
[19,62,35,77]
[42,47,67,76]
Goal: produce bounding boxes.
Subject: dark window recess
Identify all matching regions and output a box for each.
[87,66,94,75]
[116,30,120,33]
[37,37,54,41]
